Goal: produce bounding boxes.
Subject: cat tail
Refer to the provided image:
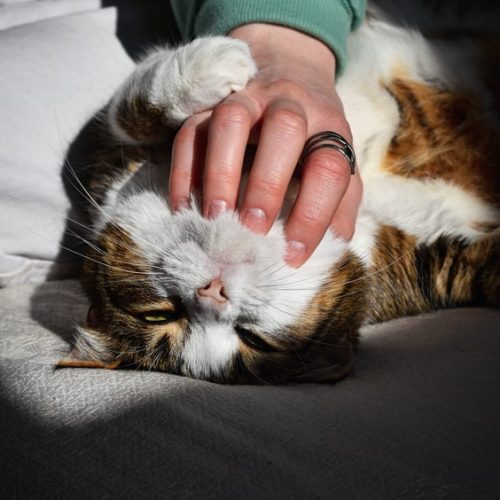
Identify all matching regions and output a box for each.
[367,227,500,323]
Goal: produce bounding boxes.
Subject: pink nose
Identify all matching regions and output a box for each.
[197,278,228,304]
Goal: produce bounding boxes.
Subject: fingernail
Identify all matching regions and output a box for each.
[241,207,267,232]
[208,199,228,218]
[176,198,190,211]
[285,240,306,265]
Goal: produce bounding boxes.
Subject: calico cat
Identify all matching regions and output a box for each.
[59,13,500,384]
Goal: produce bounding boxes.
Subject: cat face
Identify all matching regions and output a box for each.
[63,188,367,384]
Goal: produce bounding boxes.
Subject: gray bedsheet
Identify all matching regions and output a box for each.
[1,279,499,499]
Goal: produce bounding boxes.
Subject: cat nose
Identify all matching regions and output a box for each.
[196,278,228,304]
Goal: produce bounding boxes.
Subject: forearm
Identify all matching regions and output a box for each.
[170,0,367,75]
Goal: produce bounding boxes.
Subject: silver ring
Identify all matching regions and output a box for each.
[299,131,356,175]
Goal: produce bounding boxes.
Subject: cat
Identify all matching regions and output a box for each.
[59,11,500,384]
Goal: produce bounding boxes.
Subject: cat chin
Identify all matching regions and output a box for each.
[180,322,240,379]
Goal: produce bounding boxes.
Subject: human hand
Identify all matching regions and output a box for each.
[169,23,362,267]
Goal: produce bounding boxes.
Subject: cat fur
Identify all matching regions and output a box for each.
[60,13,500,384]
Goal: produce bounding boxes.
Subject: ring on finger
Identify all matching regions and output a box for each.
[299,131,356,175]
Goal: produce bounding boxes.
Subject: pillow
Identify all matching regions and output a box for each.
[0,0,33,5]
[0,8,135,286]
[0,0,100,30]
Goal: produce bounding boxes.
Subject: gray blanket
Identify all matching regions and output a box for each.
[1,280,499,499]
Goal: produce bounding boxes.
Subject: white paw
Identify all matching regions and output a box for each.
[167,37,257,123]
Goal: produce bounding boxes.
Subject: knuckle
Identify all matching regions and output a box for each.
[212,100,251,128]
[268,107,307,136]
[271,78,309,102]
[250,176,284,200]
[307,152,350,185]
[327,114,350,131]
[331,119,353,143]
[208,165,237,185]
[314,111,353,142]
[295,205,326,230]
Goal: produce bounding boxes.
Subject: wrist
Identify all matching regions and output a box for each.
[229,23,336,84]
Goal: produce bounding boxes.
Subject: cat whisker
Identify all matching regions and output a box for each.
[65,228,106,256]
[259,302,298,319]
[64,160,177,266]
[77,250,157,276]
[340,248,415,288]
[256,256,288,277]
[62,157,117,226]
[62,175,165,268]
[257,260,291,280]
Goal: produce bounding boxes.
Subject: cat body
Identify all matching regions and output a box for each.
[62,13,499,383]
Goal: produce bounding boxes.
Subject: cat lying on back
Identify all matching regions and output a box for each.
[60,11,500,383]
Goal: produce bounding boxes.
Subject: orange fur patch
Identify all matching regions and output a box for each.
[385,78,500,207]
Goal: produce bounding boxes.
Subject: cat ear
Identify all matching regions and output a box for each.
[57,305,120,370]
[56,356,120,370]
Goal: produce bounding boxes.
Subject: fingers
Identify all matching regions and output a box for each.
[239,99,307,233]
[202,94,259,217]
[284,145,354,267]
[330,170,363,240]
[169,111,210,210]
[169,93,258,214]
[169,77,361,270]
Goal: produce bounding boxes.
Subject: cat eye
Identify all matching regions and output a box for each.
[234,325,278,353]
[138,311,180,324]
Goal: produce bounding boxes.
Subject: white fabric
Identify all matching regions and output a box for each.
[0,8,135,286]
[0,0,33,5]
[0,0,101,30]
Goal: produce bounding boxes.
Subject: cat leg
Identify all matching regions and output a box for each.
[108,37,257,144]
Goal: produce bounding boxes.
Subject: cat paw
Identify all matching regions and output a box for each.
[161,37,257,125]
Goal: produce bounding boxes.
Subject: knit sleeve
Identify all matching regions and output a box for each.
[170,0,367,75]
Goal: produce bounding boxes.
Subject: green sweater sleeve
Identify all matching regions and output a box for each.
[170,0,367,75]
